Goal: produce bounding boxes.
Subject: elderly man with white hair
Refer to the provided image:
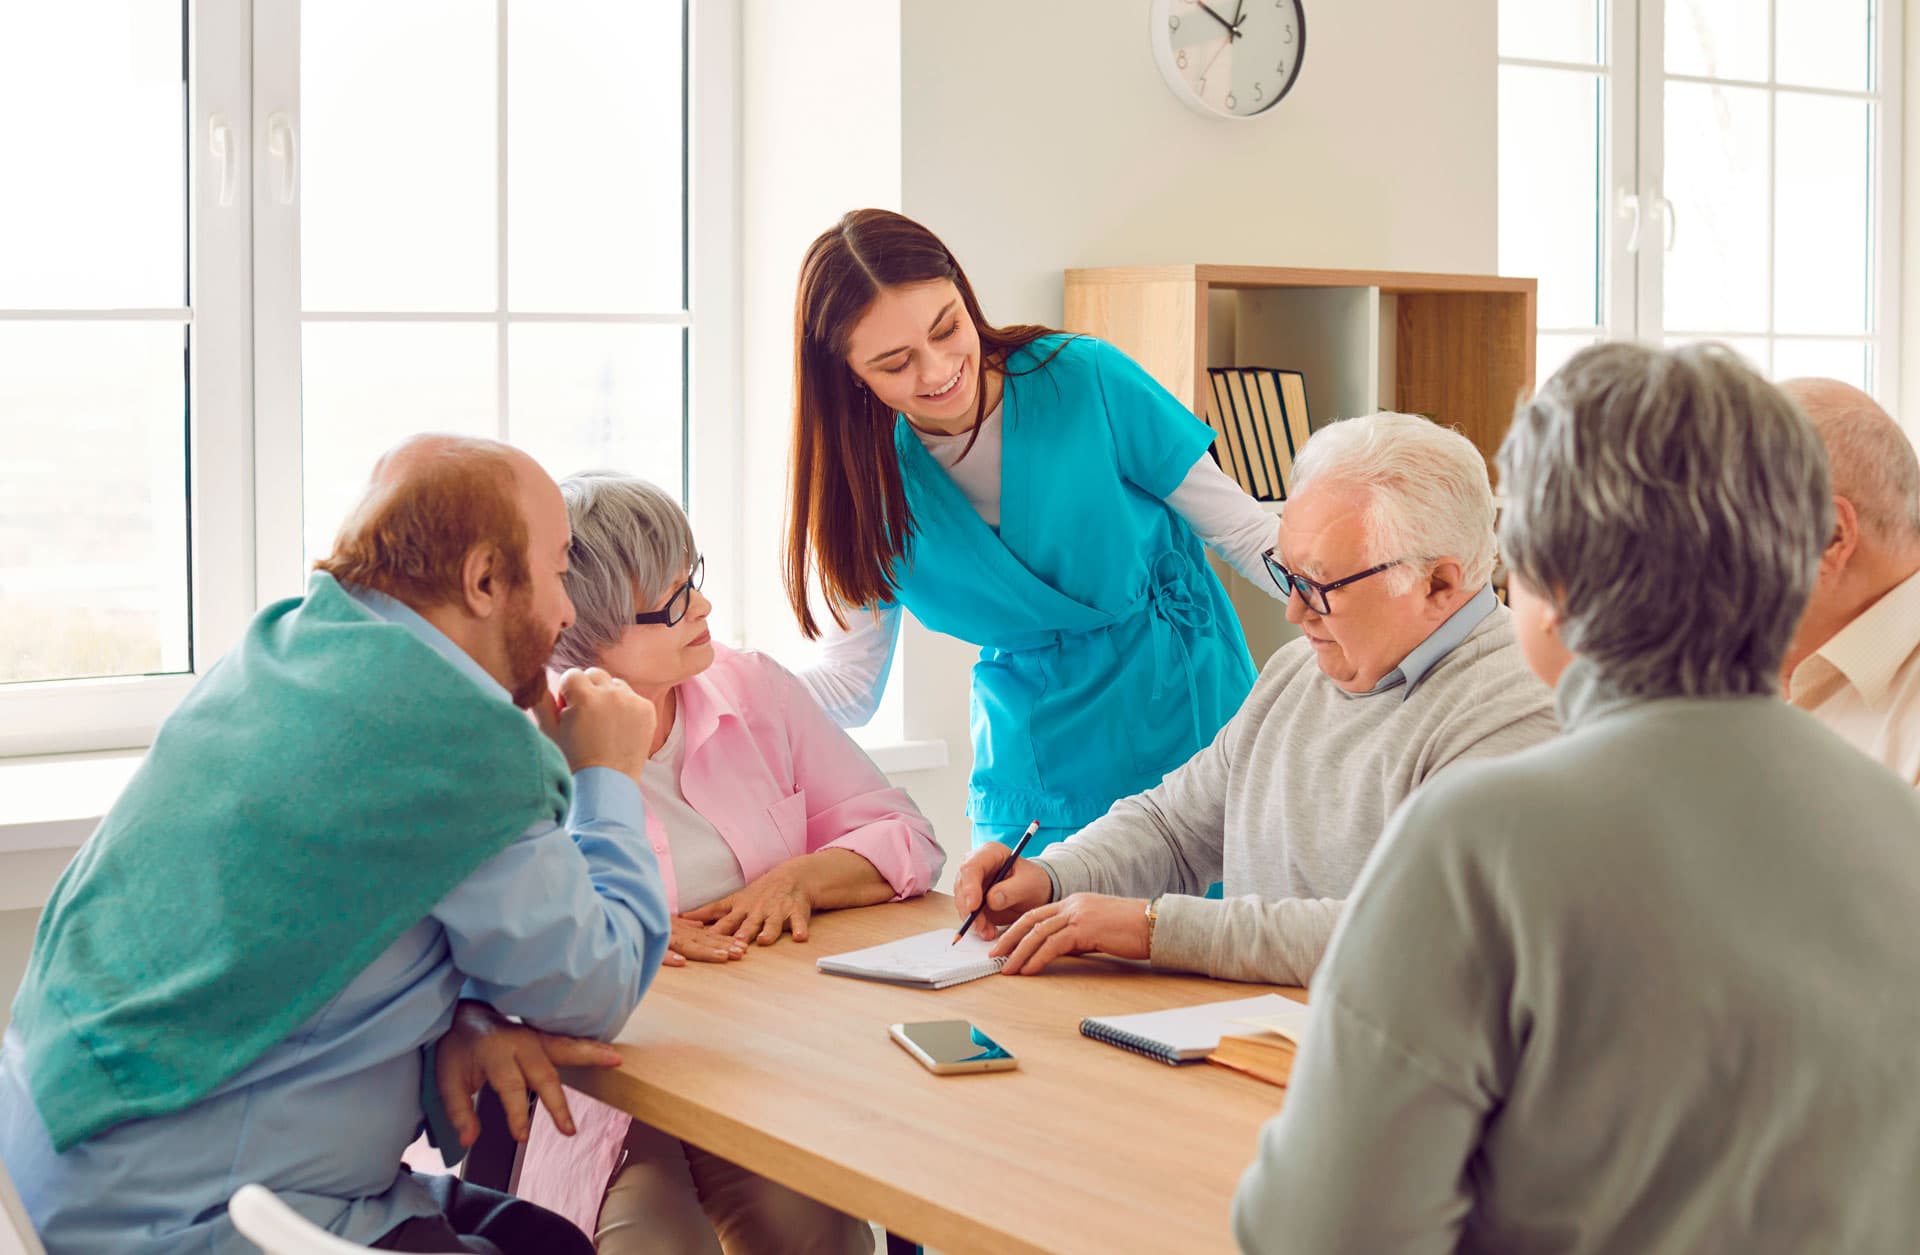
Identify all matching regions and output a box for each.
[949,412,1558,985]
[1778,377,1920,785]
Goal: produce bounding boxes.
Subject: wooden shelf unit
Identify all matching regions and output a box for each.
[1063,264,1536,661]
[1062,264,1538,476]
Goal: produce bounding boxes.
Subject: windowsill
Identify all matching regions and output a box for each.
[0,750,145,912]
[0,750,144,856]
[861,739,950,775]
[0,738,952,910]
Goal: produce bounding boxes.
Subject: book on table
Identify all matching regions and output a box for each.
[1206,998,1314,1087]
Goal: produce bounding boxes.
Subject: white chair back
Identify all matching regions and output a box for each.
[0,1157,45,1255]
[227,1184,372,1253]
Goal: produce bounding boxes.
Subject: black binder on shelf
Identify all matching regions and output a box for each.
[1201,366,1312,502]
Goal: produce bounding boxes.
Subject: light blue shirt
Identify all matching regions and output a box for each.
[0,586,671,1254]
[1366,585,1500,699]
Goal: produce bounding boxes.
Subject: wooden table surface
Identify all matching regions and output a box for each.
[565,893,1305,1255]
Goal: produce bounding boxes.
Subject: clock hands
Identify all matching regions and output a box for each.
[1196,1,1242,40]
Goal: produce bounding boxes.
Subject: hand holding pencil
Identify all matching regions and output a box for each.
[951,821,1048,944]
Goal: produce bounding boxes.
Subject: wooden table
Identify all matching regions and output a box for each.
[565,894,1305,1255]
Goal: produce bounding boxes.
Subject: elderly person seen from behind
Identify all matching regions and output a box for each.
[515,472,943,1255]
[1235,343,1920,1254]
[951,412,1558,985]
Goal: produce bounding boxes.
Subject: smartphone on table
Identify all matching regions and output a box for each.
[889,1020,1018,1074]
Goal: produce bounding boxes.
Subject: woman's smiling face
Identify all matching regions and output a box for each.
[842,279,983,434]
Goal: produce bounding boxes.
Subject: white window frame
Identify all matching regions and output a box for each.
[1498,0,1902,399]
[1,0,740,760]
[0,0,253,758]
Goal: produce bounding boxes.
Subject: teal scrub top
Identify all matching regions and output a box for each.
[888,335,1257,830]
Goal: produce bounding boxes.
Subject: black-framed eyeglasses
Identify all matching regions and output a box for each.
[1261,549,1402,616]
[634,555,705,627]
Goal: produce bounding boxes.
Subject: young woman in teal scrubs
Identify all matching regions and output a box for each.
[787,209,1285,856]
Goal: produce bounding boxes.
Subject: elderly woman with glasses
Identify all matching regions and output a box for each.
[516,471,942,1255]
[1234,343,1920,1254]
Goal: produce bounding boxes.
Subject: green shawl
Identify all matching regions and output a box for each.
[11,573,571,1151]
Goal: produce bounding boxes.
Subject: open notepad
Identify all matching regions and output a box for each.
[1080,993,1313,1065]
[815,929,1005,990]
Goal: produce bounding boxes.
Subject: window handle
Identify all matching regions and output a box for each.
[267,111,297,205]
[208,113,236,208]
[1617,188,1643,254]
[1652,184,1678,252]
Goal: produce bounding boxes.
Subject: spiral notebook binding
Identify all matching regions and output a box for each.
[1078,1018,1183,1065]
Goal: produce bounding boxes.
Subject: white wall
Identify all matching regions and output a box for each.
[737,0,901,665]
[900,1,1498,326]
[0,910,38,1034]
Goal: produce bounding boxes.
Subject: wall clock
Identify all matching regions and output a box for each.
[1150,0,1306,120]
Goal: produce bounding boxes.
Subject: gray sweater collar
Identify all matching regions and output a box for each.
[1552,658,1647,731]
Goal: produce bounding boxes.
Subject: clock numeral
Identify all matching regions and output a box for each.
[1177,49,1189,69]
[1198,76,1208,93]
[1169,15,1180,29]
[1225,93,1238,110]
[1283,25,1294,43]
[1254,82,1264,100]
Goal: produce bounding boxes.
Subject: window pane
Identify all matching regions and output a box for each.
[1663,81,1769,334]
[1535,333,1601,388]
[0,324,188,684]
[1666,0,1768,81]
[1498,0,1602,64]
[507,324,684,487]
[1775,95,1870,335]
[0,2,184,308]
[1666,335,1770,375]
[301,2,497,311]
[1776,0,1872,92]
[300,324,498,562]
[1499,67,1603,329]
[1772,338,1869,390]
[508,0,685,313]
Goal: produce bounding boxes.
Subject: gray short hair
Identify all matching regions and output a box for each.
[1499,341,1832,699]
[1290,412,1498,593]
[551,471,697,670]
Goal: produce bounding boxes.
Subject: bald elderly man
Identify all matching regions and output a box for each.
[0,436,672,1253]
[1780,379,1920,786]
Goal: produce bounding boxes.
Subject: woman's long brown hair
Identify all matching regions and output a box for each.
[785,208,1067,637]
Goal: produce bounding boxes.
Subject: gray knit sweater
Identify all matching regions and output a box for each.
[1235,659,1920,1254]
[1034,604,1558,984]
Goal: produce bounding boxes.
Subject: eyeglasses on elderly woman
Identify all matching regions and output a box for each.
[632,555,705,627]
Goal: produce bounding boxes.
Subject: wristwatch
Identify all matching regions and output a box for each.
[1144,895,1162,952]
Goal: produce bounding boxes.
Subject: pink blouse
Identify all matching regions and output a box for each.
[513,643,944,1233]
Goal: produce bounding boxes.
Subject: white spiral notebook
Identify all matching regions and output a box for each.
[1080,994,1312,1065]
[815,929,1005,990]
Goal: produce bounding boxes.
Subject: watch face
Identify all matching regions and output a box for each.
[1158,0,1306,119]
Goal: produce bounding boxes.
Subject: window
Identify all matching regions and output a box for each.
[1498,0,1898,396]
[0,3,192,688]
[0,0,737,757]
